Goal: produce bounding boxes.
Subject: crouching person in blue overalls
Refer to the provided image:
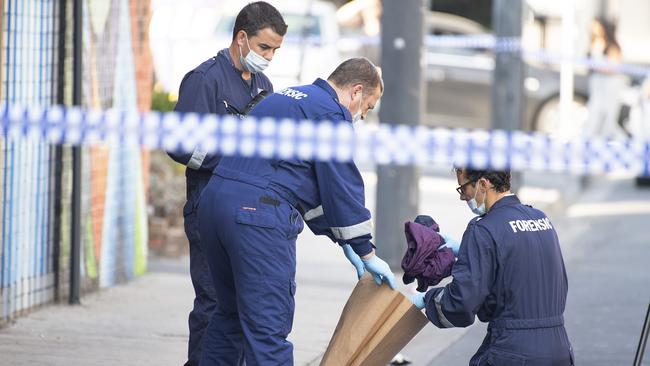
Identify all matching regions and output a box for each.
[410,168,574,365]
[197,57,396,366]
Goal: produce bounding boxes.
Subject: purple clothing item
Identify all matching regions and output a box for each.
[401,220,455,292]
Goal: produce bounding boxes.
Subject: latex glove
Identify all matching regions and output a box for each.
[409,292,426,309]
[361,253,397,289]
[342,244,365,279]
[439,233,461,256]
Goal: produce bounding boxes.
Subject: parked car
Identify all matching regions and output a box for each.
[423,11,590,135]
[150,0,342,94]
[209,0,342,90]
[149,2,224,94]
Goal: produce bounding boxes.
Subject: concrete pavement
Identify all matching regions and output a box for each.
[3,173,648,365]
[1,171,473,365]
[0,271,191,365]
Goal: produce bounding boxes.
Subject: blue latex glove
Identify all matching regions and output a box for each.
[361,254,397,289]
[342,244,365,279]
[408,292,426,309]
[439,232,461,256]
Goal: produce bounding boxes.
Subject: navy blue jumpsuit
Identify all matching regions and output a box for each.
[169,48,273,366]
[423,195,574,365]
[197,78,375,365]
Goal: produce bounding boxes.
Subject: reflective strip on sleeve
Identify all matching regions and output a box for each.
[187,148,207,170]
[303,205,324,221]
[331,219,373,240]
[434,289,455,328]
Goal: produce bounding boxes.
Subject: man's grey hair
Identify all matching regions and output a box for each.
[327,57,383,94]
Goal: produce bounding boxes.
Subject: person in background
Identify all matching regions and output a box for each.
[585,16,628,139]
[167,3,286,365]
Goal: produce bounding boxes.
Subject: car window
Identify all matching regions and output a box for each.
[215,16,235,38]
[285,14,321,38]
[214,13,321,41]
[426,29,491,56]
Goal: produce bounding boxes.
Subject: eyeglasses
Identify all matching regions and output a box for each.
[456,180,474,196]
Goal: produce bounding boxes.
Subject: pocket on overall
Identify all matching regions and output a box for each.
[183,199,200,244]
[239,279,295,339]
[486,348,527,366]
[236,209,277,229]
[235,209,284,258]
[285,206,304,239]
[284,279,297,335]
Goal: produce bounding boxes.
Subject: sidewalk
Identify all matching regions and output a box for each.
[0,271,191,365]
[0,173,472,365]
[0,172,590,365]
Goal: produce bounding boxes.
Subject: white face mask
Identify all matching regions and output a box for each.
[467,182,486,215]
[239,34,269,74]
[349,91,363,127]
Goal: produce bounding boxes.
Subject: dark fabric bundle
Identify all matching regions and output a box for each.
[401,215,455,292]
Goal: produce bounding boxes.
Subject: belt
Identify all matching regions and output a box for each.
[214,166,299,207]
[489,315,564,330]
[260,196,281,206]
[185,168,212,181]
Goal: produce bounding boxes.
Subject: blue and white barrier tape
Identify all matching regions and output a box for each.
[424,35,522,53]
[523,49,650,79]
[332,34,522,52]
[423,34,650,78]
[329,33,650,78]
[1,104,649,176]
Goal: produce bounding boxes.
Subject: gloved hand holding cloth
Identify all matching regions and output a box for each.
[439,232,461,256]
[401,215,456,292]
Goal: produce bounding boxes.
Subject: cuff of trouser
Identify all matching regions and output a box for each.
[349,241,375,257]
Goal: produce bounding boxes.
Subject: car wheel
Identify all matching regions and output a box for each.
[637,176,650,187]
[534,95,588,139]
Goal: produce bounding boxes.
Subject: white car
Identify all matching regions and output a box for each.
[149,0,342,94]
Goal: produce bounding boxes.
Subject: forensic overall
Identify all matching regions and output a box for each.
[424,195,574,365]
[197,78,375,365]
[169,48,273,365]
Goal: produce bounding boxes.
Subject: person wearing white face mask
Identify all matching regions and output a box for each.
[238,30,271,74]
[409,168,574,366]
[167,3,286,365]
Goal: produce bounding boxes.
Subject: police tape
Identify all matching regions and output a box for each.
[1,104,649,176]
[331,33,650,79]
[329,34,522,52]
[424,35,522,53]
[523,49,650,79]
[423,35,650,79]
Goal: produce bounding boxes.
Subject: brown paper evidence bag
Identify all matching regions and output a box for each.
[320,275,429,366]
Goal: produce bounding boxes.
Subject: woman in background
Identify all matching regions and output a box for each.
[585,17,628,138]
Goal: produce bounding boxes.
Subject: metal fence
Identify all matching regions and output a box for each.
[0,0,151,324]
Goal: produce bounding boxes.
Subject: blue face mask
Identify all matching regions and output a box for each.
[467,183,486,215]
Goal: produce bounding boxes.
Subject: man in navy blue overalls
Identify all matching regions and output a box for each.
[411,168,574,365]
[197,58,397,365]
[167,3,286,365]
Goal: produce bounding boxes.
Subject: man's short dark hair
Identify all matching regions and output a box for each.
[232,1,288,40]
[327,58,384,94]
[455,167,511,193]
